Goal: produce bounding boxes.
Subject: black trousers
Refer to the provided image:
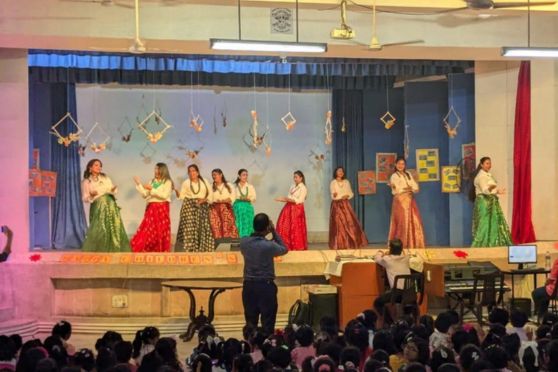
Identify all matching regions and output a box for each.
[242,280,278,335]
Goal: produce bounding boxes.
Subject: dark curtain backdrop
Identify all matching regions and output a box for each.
[511,62,536,244]
[29,82,87,249]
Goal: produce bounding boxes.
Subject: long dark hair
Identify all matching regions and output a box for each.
[333,166,346,180]
[294,170,306,185]
[394,157,411,180]
[132,326,160,359]
[154,162,173,188]
[83,159,105,179]
[212,168,232,193]
[468,156,491,202]
[234,169,248,185]
[187,164,204,182]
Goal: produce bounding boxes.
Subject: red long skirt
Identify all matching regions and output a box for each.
[131,202,171,252]
[209,202,239,239]
[276,202,308,251]
[329,199,368,249]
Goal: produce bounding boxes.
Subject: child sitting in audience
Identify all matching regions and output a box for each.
[429,312,452,351]
[291,325,316,369]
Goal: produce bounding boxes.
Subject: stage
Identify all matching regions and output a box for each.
[1,243,557,339]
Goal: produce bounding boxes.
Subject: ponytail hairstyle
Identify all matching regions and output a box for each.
[83,159,105,180]
[211,168,231,193]
[394,157,410,180]
[154,162,174,189]
[294,170,306,185]
[468,157,491,202]
[234,169,248,185]
[132,326,160,359]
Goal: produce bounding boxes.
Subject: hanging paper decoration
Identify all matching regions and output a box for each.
[281,112,297,131]
[78,143,87,157]
[177,144,204,161]
[50,112,83,147]
[83,122,111,153]
[118,116,135,143]
[139,142,157,164]
[189,112,204,133]
[380,76,397,129]
[443,74,462,139]
[324,110,333,145]
[138,111,172,144]
[341,117,347,133]
[403,124,411,160]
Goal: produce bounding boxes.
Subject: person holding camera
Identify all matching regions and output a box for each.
[0,225,13,263]
[240,213,288,335]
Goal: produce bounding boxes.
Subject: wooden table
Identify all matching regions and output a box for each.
[162,280,243,341]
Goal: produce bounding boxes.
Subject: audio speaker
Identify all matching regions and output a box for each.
[308,291,338,330]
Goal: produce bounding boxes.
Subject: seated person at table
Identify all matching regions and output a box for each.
[374,239,410,304]
[532,257,558,318]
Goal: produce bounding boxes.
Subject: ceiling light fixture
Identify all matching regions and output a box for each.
[210,0,327,54]
[501,0,558,58]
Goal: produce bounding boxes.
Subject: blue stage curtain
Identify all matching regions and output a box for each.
[30,82,87,249]
[332,90,366,223]
[28,50,472,89]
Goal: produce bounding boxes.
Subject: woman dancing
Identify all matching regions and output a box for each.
[131,163,173,252]
[470,157,512,247]
[329,166,368,249]
[232,169,257,238]
[388,157,425,248]
[81,159,130,252]
[209,169,239,240]
[175,164,215,252]
[275,170,308,251]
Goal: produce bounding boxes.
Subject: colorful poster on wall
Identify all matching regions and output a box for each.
[441,166,461,193]
[461,142,476,180]
[416,148,439,182]
[376,153,397,183]
[357,170,376,195]
[29,169,57,197]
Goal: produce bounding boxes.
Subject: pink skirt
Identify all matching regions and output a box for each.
[388,192,425,248]
[329,199,368,249]
[276,203,308,251]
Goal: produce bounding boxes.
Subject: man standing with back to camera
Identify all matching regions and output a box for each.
[240,213,288,335]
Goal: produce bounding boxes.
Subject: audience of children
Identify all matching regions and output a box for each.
[5,305,558,371]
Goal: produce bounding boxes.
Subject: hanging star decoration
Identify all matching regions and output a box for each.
[138,110,172,144]
[139,143,157,164]
[50,112,83,147]
[84,122,111,154]
[243,110,269,154]
[281,112,297,131]
[380,111,397,130]
[443,106,462,139]
[324,110,333,145]
[190,111,204,133]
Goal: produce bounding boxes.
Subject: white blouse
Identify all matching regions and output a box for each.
[330,179,354,200]
[474,169,498,195]
[234,183,256,202]
[136,179,172,203]
[389,172,419,195]
[209,183,236,204]
[178,178,211,200]
[287,183,307,205]
[82,175,116,203]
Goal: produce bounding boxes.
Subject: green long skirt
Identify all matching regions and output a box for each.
[472,194,513,247]
[82,194,130,252]
[233,200,255,238]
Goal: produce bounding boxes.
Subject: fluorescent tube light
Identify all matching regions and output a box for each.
[210,39,327,53]
[502,47,558,58]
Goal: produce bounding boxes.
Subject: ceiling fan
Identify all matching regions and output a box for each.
[330,0,356,40]
[355,0,423,51]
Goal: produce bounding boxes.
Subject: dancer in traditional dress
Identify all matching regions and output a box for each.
[329,166,368,249]
[208,169,239,241]
[175,164,215,252]
[470,157,512,247]
[130,163,173,252]
[275,170,308,251]
[233,169,257,238]
[81,159,130,252]
[388,157,425,249]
